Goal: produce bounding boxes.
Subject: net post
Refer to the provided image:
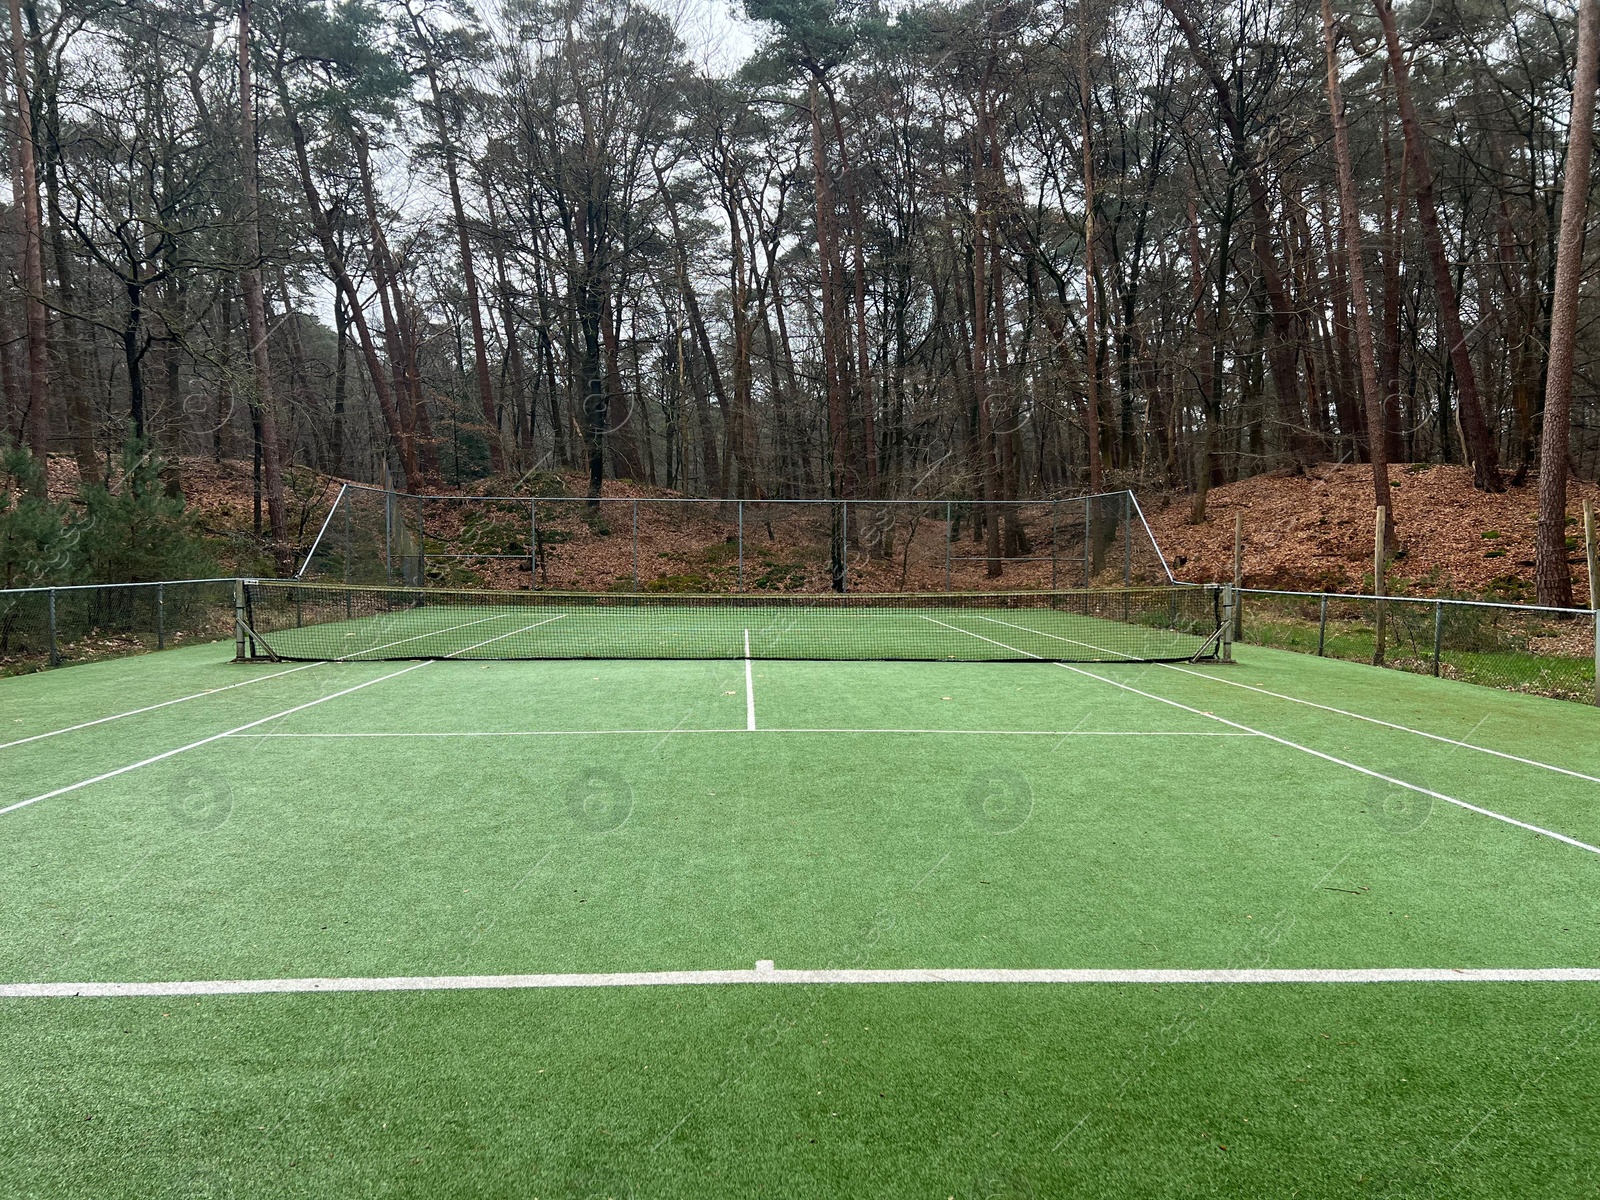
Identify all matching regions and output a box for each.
[633,499,640,592]
[47,587,58,667]
[737,499,744,592]
[156,583,165,650]
[1220,585,1235,663]
[944,500,952,591]
[1432,599,1443,676]
[1317,594,1328,656]
[233,579,246,662]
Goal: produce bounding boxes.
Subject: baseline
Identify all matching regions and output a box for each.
[5,966,1598,999]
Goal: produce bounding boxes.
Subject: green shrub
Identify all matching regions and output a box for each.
[0,439,74,588]
[72,441,214,583]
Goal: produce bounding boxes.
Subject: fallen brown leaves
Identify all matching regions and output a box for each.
[1144,464,1600,601]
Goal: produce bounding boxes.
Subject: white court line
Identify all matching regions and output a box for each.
[439,613,565,657]
[337,610,523,659]
[4,966,1597,998]
[744,629,756,731]
[921,616,1600,858]
[229,728,1254,739]
[0,662,432,818]
[1161,663,1600,785]
[973,612,1600,786]
[0,662,324,751]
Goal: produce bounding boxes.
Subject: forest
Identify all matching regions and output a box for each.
[1,0,1598,601]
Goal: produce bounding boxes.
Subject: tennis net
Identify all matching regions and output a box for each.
[239,581,1223,664]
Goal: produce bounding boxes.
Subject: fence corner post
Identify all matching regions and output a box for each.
[1220,584,1235,663]
[1373,505,1388,667]
[1585,499,1598,705]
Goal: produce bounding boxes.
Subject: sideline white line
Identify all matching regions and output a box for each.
[5,966,1597,998]
[1161,663,1600,785]
[744,629,756,731]
[0,662,324,751]
[920,616,1600,858]
[974,612,1600,786]
[228,728,1255,739]
[0,663,432,818]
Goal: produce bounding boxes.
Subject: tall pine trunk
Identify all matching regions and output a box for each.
[1535,0,1600,606]
[237,0,287,554]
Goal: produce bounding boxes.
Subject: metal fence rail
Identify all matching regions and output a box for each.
[1235,587,1600,705]
[0,579,240,675]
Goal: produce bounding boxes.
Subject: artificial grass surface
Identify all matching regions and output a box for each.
[3,636,1599,1196]
[4,985,1596,1198]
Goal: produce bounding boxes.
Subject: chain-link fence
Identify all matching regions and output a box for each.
[1236,588,1599,704]
[295,485,1175,595]
[0,579,240,676]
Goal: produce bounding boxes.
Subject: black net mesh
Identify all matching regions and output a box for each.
[241,581,1223,664]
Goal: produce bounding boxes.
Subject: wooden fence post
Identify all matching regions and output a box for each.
[1373,505,1387,666]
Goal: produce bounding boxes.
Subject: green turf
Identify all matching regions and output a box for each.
[3,633,1598,1196]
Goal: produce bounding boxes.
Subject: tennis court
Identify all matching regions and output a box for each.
[3,589,1598,1197]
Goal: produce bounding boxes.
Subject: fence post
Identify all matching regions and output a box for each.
[1317,595,1328,656]
[233,579,246,662]
[1586,499,1598,705]
[1123,492,1132,586]
[1432,599,1443,677]
[343,494,352,584]
[945,500,952,592]
[633,499,640,592]
[841,499,849,593]
[156,583,165,651]
[1082,498,1090,587]
[417,496,426,585]
[529,501,538,588]
[1220,585,1235,663]
[1232,511,1244,640]
[1373,505,1387,667]
[47,587,58,667]
[1051,500,1058,590]
[737,499,744,592]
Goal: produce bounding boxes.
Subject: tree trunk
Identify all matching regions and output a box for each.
[1535,0,1599,607]
[1323,0,1395,544]
[8,0,48,489]
[237,0,288,556]
[412,26,503,474]
[1374,0,1503,490]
